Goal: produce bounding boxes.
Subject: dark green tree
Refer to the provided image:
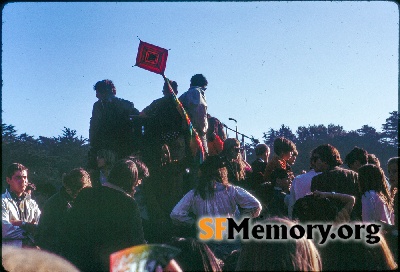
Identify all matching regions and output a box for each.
[381,111,399,147]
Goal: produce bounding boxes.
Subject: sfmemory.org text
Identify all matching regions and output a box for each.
[198,217,381,245]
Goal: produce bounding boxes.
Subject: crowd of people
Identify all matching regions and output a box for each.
[2,75,398,271]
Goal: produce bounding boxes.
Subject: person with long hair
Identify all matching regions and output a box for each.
[63,159,145,271]
[387,157,398,226]
[170,156,261,226]
[358,164,394,224]
[235,217,322,271]
[167,237,223,271]
[220,138,249,186]
[170,156,261,259]
[317,222,397,271]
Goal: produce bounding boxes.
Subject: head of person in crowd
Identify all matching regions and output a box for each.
[163,80,178,96]
[221,138,247,182]
[292,194,339,223]
[222,138,242,161]
[255,143,270,163]
[97,149,116,170]
[311,144,343,172]
[6,163,29,197]
[62,168,92,200]
[358,164,393,212]
[287,148,298,166]
[2,246,80,272]
[125,156,150,186]
[190,74,208,88]
[195,155,228,200]
[160,144,172,166]
[344,146,368,172]
[367,153,381,168]
[270,168,291,191]
[93,79,116,101]
[107,159,139,197]
[273,137,295,161]
[387,157,399,190]
[317,223,397,271]
[168,237,222,271]
[236,217,322,271]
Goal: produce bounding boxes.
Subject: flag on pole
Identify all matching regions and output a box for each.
[134,40,205,163]
[135,41,168,75]
[163,76,205,163]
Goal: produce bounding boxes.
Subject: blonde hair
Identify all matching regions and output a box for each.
[2,246,79,272]
[236,217,322,271]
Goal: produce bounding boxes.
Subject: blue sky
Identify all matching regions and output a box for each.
[2,1,398,143]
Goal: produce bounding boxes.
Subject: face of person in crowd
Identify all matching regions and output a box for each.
[312,153,328,173]
[95,90,107,100]
[388,163,398,188]
[229,145,241,160]
[97,156,106,169]
[350,160,362,172]
[261,150,270,163]
[218,167,229,184]
[281,151,293,161]
[95,89,115,100]
[7,170,28,197]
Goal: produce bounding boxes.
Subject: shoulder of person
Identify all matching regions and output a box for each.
[71,187,96,204]
[336,167,358,177]
[184,87,202,100]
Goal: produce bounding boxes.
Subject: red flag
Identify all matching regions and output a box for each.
[135,41,168,75]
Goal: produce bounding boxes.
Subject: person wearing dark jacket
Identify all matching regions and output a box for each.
[88,79,140,169]
[35,168,92,255]
[62,159,146,272]
[310,144,361,220]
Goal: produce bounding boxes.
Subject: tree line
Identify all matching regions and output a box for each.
[2,111,398,192]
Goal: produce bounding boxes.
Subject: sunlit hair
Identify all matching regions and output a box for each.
[125,156,149,180]
[367,153,381,168]
[93,79,116,94]
[2,246,80,272]
[358,164,393,212]
[312,144,343,168]
[168,237,222,272]
[62,168,92,197]
[319,221,397,271]
[387,156,399,168]
[273,137,295,156]
[236,217,322,271]
[195,156,229,200]
[222,138,246,181]
[6,163,28,179]
[97,149,116,168]
[108,159,138,194]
